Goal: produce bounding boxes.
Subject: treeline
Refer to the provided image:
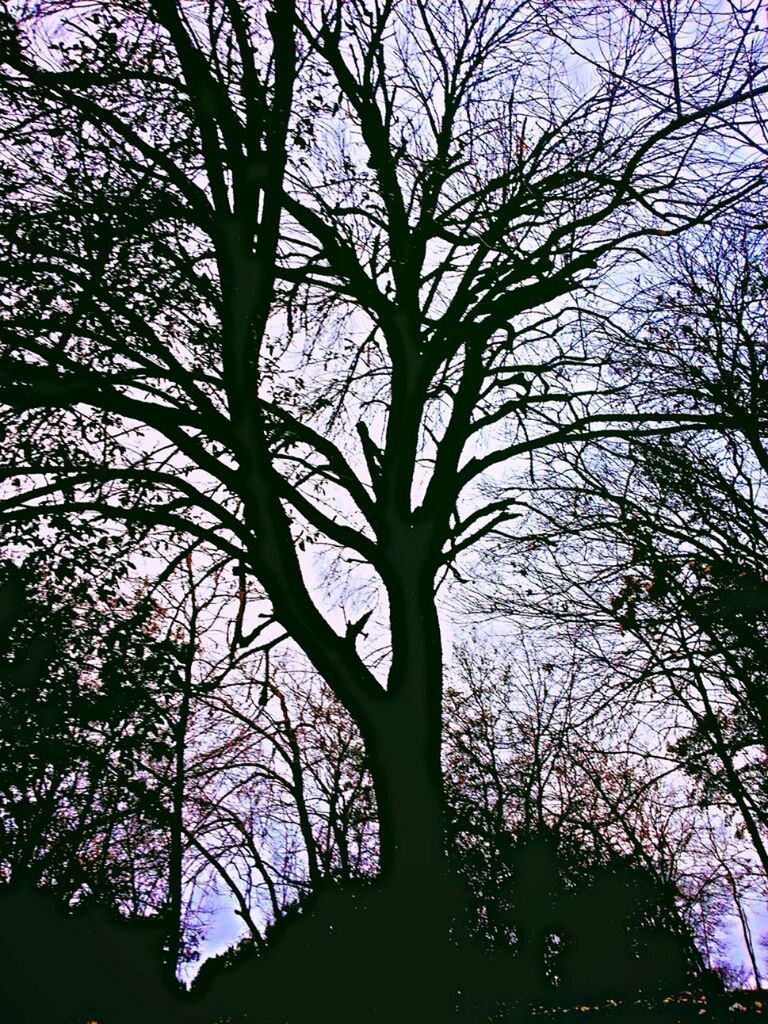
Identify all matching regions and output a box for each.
[0,534,764,1022]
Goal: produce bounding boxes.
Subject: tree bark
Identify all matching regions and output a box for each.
[368,705,448,892]
[363,550,460,944]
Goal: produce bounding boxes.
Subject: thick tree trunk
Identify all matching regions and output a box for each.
[358,557,464,997]
[362,703,460,1019]
[375,550,450,890]
[368,703,448,892]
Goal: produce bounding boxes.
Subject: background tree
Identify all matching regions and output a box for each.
[0,553,182,911]
[181,658,378,946]
[468,216,768,984]
[442,640,709,972]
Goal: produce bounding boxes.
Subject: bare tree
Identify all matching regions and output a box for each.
[504,221,768,871]
[0,3,766,977]
[464,216,768,987]
[181,659,377,942]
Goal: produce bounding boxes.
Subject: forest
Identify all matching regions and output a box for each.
[0,1,766,1021]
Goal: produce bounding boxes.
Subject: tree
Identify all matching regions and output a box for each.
[503,220,768,874]
[0,553,184,909]
[1,1,767,988]
[0,534,261,981]
[467,215,768,986]
[181,656,378,949]
[609,226,768,871]
[441,638,711,981]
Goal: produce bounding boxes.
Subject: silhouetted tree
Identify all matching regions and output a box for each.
[1,4,767,1008]
[489,221,768,879]
[458,825,698,1003]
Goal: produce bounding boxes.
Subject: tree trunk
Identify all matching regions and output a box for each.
[166,670,190,985]
[375,551,452,902]
[362,703,460,1019]
[369,705,448,893]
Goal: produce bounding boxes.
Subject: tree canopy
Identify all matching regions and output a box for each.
[0,0,767,1018]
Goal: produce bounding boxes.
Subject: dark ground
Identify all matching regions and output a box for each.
[497,991,767,1024]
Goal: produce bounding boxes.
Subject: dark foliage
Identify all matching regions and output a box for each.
[190,836,699,1023]
[0,881,191,1024]
[450,825,699,1005]
[0,557,182,904]
[192,877,467,1023]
